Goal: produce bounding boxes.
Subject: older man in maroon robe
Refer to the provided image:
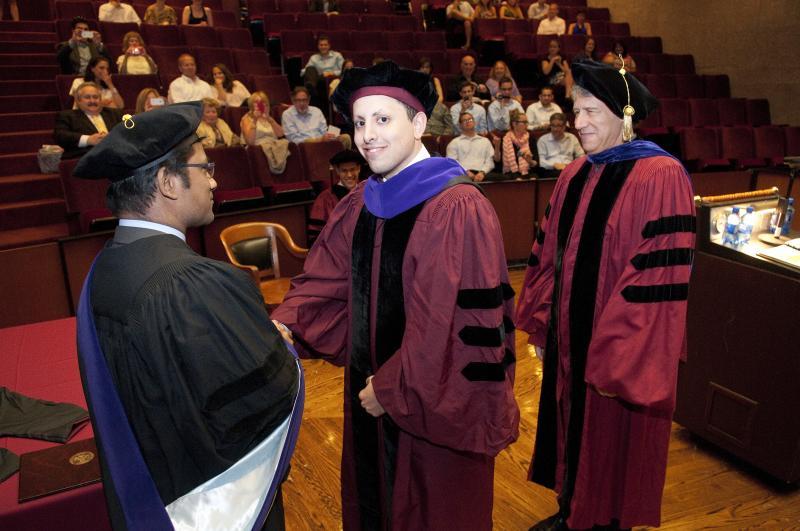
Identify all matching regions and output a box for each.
[272,61,519,530]
[516,60,696,530]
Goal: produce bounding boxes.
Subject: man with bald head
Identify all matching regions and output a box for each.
[168,53,215,103]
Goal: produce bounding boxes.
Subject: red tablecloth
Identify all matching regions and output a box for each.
[0,318,110,530]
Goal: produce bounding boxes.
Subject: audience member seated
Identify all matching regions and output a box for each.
[474,0,497,20]
[211,63,251,107]
[446,0,474,50]
[69,56,125,109]
[419,57,445,104]
[488,77,524,133]
[282,86,352,149]
[308,149,363,244]
[424,102,455,136]
[572,36,598,62]
[117,31,158,74]
[602,40,637,73]
[54,82,124,159]
[57,17,111,75]
[500,109,538,177]
[525,85,562,130]
[134,87,165,113]
[446,111,496,182]
[567,9,592,35]
[182,0,213,26]
[541,39,572,96]
[327,58,353,97]
[447,53,490,101]
[527,0,548,21]
[1,0,19,21]
[302,35,344,108]
[309,0,339,14]
[450,81,488,134]
[537,3,565,35]
[98,0,142,24]
[144,0,178,25]
[536,112,583,175]
[499,0,524,20]
[240,91,290,174]
[197,98,240,148]
[168,53,216,103]
[486,60,522,102]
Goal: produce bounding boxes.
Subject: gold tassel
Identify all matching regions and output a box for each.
[622,105,634,142]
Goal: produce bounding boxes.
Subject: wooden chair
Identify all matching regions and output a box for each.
[219,222,308,303]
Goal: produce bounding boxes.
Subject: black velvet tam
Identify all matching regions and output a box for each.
[330,61,438,124]
[73,101,203,182]
[330,149,365,166]
[571,60,658,121]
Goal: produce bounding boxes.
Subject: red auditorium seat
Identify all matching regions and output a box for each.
[535,35,558,54]
[338,0,365,13]
[586,7,610,21]
[99,22,139,48]
[474,18,504,41]
[351,30,386,50]
[688,99,720,127]
[638,36,662,54]
[55,1,97,20]
[297,12,329,30]
[504,33,537,60]
[562,35,584,56]
[716,98,748,126]
[591,20,608,36]
[625,36,641,54]
[414,31,446,51]
[279,0,309,12]
[391,15,419,31]
[382,51,414,69]
[385,30,413,51]
[421,135,439,155]
[329,13,361,30]
[263,13,297,36]
[703,74,730,98]
[233,49,272,75]
[502,18,529,34]
[280,30,315,58]
[247,142,311,196]
[438,134,456,156]
[746,99,772,127]
[674,74,704,99]
[720,126,763,169]
[671,54,695,74]
[149,46,185,84]
[642,74,676,99]
[659,98,691,130]
[250,74,292,105]
[110,74,161,112]
[346,51,376,67]
[249,0,279,16]
[59,158,114,234]
[636,108,664,136]
[632,53,650,74]
[326,30,351,50]
[645,53,672,75]
[205,146,264,208]
[785,127,800,156]
[56,74,79,109]
[213,10,239,28]
[180,25,219,47]
[141,24,180,47]
[297,140,345,185]
[365,0,394,14]
[679,127,729,171]
[753,126,786,166]
[218,28,254,49]
[223,106,249,136]
[607,22,630,37]
[360,14,393,30]
[193,47,235,75]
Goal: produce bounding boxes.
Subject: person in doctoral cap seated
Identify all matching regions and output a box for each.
[73,101,303,531]
[307,149,364,245]
[270,60,520,531]
[516,59,695,531]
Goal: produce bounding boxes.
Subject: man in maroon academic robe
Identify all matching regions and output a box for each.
[272,61,519,530]
[516,60,696,530]
[307,149,364,245]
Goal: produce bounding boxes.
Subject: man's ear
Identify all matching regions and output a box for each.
[155,167,180,201]
[412,111,427,140]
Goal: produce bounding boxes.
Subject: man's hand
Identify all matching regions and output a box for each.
[87,132,107,145]
[554,162,567,170]
[271,320,294,344]
[473,171,485,182]
[358,376,385,417]
[92,31,103,44]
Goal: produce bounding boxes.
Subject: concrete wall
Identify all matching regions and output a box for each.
[588,0,800,125]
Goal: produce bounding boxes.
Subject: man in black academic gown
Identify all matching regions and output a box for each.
[73,102,301,531]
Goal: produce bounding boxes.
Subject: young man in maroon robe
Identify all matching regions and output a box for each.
[516,60,696,530]
[307,149,364,245]
[271,61,520,530]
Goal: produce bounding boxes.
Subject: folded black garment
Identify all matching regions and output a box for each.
[0,448,19,483]
[0,387,89,443]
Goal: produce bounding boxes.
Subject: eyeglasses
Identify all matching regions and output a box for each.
[513,121,528,125]
[461,117,475,124]
[180,162,215,179]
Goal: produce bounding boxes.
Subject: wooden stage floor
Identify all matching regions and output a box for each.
[273,269,800,530]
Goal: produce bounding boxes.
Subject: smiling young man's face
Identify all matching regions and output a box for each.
[353,95,426,179]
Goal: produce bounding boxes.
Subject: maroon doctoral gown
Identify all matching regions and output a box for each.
[516,151,695,529]
[308,184,350,244]
[272,157,519,530]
